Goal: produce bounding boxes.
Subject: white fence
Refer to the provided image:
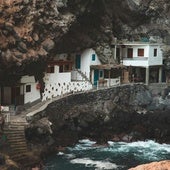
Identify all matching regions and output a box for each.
[95,77,121,90]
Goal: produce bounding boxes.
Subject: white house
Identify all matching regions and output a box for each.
[115,41,163,85]
[20,75,41,104]
[42,53,92,101]
[71,48,121,87]
[0,75,41,113]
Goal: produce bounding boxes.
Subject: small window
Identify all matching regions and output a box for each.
[138,49,144,57]
[26,85,31,93]
[154,49,157,57]
[99,70,103,78]
[64,64,69,71]
[59,65,63,73]
[47,66,54,73]
[92,54,96,61]
[127,48,133,58]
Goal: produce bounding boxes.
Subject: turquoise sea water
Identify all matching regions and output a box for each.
[44,140,170,170]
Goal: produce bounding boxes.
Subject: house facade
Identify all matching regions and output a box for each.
[0,75,40,113]
[42,53,93,101]
[71,48,121,88]
[116,42,163,85]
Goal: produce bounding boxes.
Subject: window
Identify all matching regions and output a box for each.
[92,54,96,61]
[59,65,63,73]
[65,64,69,71]
[138,49,144,57]
[47,66,54,73]
[26,85,31,93]
[99,70,103,78]
[154,49,157,57]
[127,48,133,58]
[75,54,81,69]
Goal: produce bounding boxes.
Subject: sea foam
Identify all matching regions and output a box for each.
[70,158,120,170]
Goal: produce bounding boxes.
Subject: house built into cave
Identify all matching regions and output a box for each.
[0,40,164,113]
[115,41,163,85]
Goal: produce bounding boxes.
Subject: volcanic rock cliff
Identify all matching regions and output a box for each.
[25,84,170,146]
[0,0,170,84]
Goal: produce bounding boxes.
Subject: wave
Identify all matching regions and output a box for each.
[70,158,121,170]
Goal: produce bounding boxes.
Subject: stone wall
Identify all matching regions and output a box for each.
[26,83,170,145]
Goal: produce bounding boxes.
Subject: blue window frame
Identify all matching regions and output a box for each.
[75,54,81,69]
[92,54,96,61]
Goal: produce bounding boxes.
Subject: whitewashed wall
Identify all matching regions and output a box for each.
[122,44,163,67]
[122,45,149,58]
[80,48,101,79]
[148,45,163,66]
[123,58,148,67]
[105,78,121,87]
[42,65,92,101]
[20,75,41,104]
[71,70,85,81]
[24,83,41,104]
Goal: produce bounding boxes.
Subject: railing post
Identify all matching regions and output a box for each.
[97,81,99,90]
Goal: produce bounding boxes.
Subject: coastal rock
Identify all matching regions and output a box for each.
[26,84,170,145]
[129,160,170,170]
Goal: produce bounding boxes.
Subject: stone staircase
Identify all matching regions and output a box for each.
[3,121,38,168]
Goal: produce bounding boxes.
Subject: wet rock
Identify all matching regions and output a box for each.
[129,160,170,170]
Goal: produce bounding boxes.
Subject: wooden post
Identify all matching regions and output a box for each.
[97,81,99,90]
[159,67,162,83]
[145,67,149,85]
[108,70,111,87]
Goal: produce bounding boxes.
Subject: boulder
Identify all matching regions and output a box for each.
[129,160,170,170]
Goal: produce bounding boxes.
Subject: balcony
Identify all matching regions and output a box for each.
[122,57,149,67]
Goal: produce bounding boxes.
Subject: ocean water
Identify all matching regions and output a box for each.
[44,139,170,170]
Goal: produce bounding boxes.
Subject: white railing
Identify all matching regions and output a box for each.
[149,83,167,89]
[95,77,121,90]
[1,106,11,123]
[105,77,121,87]
[3,113,10,123]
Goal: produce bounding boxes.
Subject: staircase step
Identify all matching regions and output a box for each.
[10,145,27,149]
[4,131,25,135]
[8,139,26,143]
[4,120,30,167]
[10,121,28,123]
[5,132,25,135]
[4,127,25,130]
[11,148,27,152]
[6,136,26,140]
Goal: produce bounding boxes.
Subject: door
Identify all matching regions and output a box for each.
[75,55,81,69]
[2,87,12,105]
[127,48,133,58]
[94,70,99,86]
[11,86,23,105]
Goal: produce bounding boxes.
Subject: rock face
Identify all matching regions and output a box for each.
[129,160,170,170]
[26,84,170,145]
[0,0,170,83]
